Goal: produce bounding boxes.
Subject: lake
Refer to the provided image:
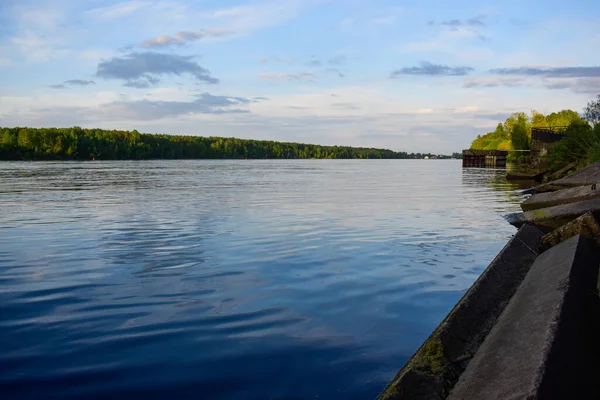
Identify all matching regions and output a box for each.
[0,160,525,399]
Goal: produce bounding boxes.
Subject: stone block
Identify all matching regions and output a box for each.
[505,198,600,230]
[541,211,600,249]
[448,235,600,400]
[550,160,600,188]
[522,184,600,211]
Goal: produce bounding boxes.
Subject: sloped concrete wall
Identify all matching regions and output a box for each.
[449,235,600,400]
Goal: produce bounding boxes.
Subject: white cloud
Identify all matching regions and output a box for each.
[11,33,70,61]
[86,1,151,20]
[8,3,72,62]
[404,27,484,54]
[78,49,119,62]
[196,0,323,34]
[260,72,315,81]
[140,29,234,47]
[542,77,600,94]
[463,77,528,88]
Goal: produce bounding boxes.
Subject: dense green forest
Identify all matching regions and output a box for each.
[470,109,585,151]
[469,94,600,172]
[0,127,444,161]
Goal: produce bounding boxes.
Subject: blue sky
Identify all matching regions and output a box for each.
[0,0,599,153]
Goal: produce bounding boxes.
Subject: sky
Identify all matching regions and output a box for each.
[0,0,599,153]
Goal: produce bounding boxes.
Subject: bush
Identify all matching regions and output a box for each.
[548,121,598,171]
[584,125,600,164]
[510,120,530,151]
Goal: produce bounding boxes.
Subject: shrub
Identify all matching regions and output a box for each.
[548,121,597,171]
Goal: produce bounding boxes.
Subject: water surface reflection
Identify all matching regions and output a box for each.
[0,160,524,399]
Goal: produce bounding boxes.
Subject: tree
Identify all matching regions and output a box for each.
[511,120,530,150]
[531,110,547,127]
[548,121,595,171]
[505,112,531,151]
[546,109,584,128]
[0,126,419,160]
[1,129,16,146]
[583,94,600,127]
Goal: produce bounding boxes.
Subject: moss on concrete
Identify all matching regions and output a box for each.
[532,209,550,219]
[409,334,448,375]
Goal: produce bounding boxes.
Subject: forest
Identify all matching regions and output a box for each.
[469,109,586,151]
[469,94,600,172]
[0,127,442,161]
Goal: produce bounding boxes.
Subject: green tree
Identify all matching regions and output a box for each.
[546,109,584,128]
[548,121,595,171]
[531,110,547,127]
[0,126,420,160]
[511,120,530,150]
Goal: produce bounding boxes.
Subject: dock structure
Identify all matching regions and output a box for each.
[462,150,508,168]
[530,127,567,154]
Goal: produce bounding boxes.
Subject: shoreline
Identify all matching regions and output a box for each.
[378,161,600,399]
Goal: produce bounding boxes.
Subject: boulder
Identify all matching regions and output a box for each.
[378,225,544,400]
[541,212,600,249]
[505,198,600,230]
[545,161,578,182]
[550,160,600,187]
[448,235,600,400]
[521,184,600,211]
[522,161,600,194]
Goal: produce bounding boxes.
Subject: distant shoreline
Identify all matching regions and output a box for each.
[0,127,459,161]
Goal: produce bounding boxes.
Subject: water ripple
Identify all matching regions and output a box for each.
[0,160,524,399]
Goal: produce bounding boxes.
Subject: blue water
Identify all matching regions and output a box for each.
[0,160,525,399]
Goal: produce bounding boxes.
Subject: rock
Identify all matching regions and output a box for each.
[519,184,560,196]
[541,212,600,249]
[545,161,578,182]
[504,212,528,227]
[522,161,600,194]
[550,160,600,187]
[378,224,544,400]
[448,235,600,400]
[521,184,600,211]
[505,198,600,230]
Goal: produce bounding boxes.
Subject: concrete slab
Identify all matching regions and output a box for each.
[448,235,600,400]
[541,211,600,249]
[545,161,578,182]
[377,224,544,400]
[506,198,600,230]
[550,160,600,187]
[523,161,600,194]
[521,184,600,211]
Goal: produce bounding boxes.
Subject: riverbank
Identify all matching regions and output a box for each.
[378,161,600,399]
[0,126,456,160]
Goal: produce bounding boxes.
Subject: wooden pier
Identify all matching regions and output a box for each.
[462,150,508,168]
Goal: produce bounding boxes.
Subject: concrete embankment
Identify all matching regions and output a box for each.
[378,225,543,400]
[506,198,600,230]
[449,235,599,399]
[521,184,600,211]
[378,161,600,400]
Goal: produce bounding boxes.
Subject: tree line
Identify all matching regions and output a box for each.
[470,109,586,151]
[0,127,441,160]
[469,94,600,172]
